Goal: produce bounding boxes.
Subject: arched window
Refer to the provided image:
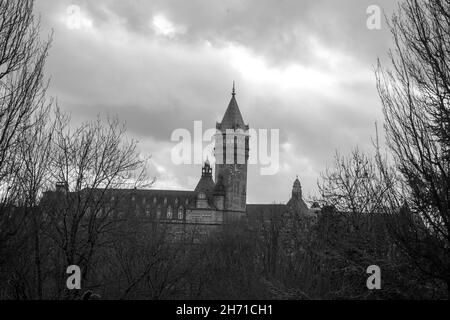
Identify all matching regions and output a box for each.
[156,205,161,219]
[153,197,157,204]
[167,205,172,219]
[178,206,184,220]
[145,205,150,217]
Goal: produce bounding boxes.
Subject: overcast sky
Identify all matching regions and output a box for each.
[35,0,399,204]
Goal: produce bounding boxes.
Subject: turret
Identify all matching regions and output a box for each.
[287,176,310,215]
[292,176,302,199]
[194,159,215,195]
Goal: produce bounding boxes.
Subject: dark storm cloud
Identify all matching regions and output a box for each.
[61,0,398,66]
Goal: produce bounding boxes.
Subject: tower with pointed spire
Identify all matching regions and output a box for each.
[214,83,250,219]
[292,175,302,199]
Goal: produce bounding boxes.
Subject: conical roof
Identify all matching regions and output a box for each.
[217,84,247,131]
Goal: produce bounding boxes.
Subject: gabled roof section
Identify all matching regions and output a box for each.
[195,161,215,194]
[194,176,215,194]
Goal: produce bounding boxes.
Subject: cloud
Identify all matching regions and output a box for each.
[34,0,398,203]
[152,14,186,38]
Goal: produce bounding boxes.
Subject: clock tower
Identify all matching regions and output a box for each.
[214,83,249,219]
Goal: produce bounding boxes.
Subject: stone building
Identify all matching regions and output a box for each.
[42,85,316,227]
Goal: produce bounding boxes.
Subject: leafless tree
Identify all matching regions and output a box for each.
[316,144,447,298]
[40,109,149,298]
[376,0,450,294]
[0,0,50,201]
[13,103,54,299]
[319,147,396,215]
[0,0,52,298]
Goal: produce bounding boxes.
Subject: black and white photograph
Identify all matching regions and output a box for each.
[0,0,449,311]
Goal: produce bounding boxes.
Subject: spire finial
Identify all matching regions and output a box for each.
[232,81,236,97]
